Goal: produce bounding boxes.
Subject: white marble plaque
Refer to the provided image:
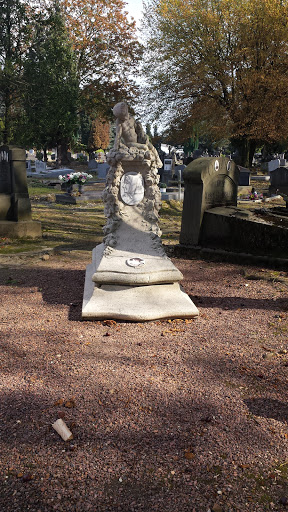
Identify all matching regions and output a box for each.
[120,172,144,205]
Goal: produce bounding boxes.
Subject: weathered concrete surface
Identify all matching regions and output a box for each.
[180,157,239,246]
[82,262,198,321]
[0,220,42,239]
[199,206,288,257]
[0,145,41,238]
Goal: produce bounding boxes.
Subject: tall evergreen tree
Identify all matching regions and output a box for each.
[0,0,29,143]
[23,1,78,163]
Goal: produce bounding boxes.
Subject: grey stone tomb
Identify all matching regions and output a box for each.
[0,145,41,238]
[180,157,239,246]
[82,103,198,321]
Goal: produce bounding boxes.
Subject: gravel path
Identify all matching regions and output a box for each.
[1,252,288,512]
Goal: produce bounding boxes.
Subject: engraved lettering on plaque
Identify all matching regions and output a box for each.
[0,149,10,191]
[120,172,144,206]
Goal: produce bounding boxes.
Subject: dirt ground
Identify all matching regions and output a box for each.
[1,249,288,512]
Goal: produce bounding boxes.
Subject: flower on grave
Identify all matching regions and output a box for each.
[58,172,93,184]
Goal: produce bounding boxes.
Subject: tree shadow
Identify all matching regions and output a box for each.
[244,398,288,424]
[0,266,84,321]
[189,294,288,311]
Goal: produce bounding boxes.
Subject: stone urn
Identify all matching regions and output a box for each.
[78,183,84,194]
[66,183,74,195]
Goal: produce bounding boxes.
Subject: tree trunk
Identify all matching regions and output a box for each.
[231,138,257,167]
[57,140,70,166]
[3,92,11,144]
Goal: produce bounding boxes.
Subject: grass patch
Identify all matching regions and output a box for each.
[159,200,183,245]
[0,183,184,256]
[27,178,56,196]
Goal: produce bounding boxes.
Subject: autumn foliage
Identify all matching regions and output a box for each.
[61,0,142,115]
[143,0,288,165]
[88,118,110,153]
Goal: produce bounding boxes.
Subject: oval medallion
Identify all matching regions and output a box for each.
[120,172,144,205]
[126,257,145,267]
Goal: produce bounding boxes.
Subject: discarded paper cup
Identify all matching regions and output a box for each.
[52,419,73,441]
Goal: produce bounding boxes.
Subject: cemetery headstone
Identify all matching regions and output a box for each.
[88,160,97,170]
[269,166,288,196]
[238,165,251,186]
[162,157,174,186]
[0,145,41,238]
[35,160,46,173]
[180,157,239,246]
[268,159,280,173]
[96,162,109,180]
[82,102,198,321]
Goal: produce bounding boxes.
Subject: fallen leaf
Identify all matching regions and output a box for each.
[64,399,75,408]
[103,320,117,326]
[53,398,64,407]
[184,449,195,460]
[22,474,33,482]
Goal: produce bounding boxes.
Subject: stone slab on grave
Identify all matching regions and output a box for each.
[0,145,41,238]
[55,191,96,204]
[55,186,103,203]
[180,157,239,246]
[82,102,198,321]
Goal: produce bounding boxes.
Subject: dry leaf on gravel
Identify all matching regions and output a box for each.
[64,399,76,408]
[184,449,195,460]
[53,398,64,406]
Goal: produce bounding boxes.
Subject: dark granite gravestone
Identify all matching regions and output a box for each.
[238,166,251,186]
[0,145,41,238]
[269,166,288,196]
[180,157,239,246]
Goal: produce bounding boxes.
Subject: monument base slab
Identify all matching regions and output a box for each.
[91,244,183,286]
[55,193,96,204]
[0,220,42,238]
[82,261,199,320]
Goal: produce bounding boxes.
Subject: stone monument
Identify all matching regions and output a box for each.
[82,102,198,320]
[0,145,41,238]
[180,157,239,246]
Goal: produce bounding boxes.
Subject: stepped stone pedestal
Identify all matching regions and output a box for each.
[82,103,198,321]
